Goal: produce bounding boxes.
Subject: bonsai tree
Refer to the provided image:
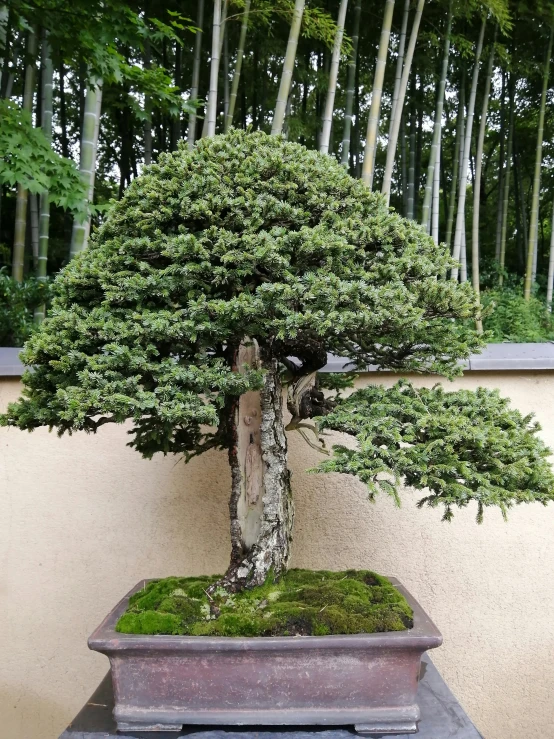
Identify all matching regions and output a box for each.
[3,130,554,597]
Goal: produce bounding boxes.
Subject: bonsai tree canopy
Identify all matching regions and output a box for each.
[3,130,554,593]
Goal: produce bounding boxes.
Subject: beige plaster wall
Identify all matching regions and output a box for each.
[1,371,554,739]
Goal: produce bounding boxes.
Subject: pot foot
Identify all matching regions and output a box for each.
[355,721,418,735]
[117,720,183,732]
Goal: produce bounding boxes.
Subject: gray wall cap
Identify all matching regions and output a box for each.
[2,343,554,378]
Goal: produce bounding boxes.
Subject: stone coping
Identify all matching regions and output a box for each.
[2,343,554,378]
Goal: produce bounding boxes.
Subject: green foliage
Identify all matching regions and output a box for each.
[2,131,485,460]
[480,287,554,342]
[0,101,87,214]
[116,570,413,636]
[0,271,51,346]
[316,380,554,521]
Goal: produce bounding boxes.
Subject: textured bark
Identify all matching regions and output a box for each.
[320,0,348,154]
[451,16,485,282]
[271,0,305,136]
[216,347,294,593]
[524,27,553,300]
[340,0,361,166]
[361,0,395,188]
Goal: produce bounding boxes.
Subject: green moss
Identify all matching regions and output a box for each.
[115,570,413,637]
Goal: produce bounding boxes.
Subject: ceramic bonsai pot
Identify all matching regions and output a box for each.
[88,578,442,735]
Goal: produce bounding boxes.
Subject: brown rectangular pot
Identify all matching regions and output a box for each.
[88,577,442,735]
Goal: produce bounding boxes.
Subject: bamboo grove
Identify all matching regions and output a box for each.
[1,0,554,342]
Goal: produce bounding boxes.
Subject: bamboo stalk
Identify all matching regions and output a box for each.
[445,69,465,252]
[525,27,553,300]
[389,0,410,126]
[271,0,305,136]
[499,75,514,286]
[380,0,425,202]
[225,0,250,131]
[320,0,349,154]
[546,199,554,310]
[471,35,495,331]
[407,89,416,219]
[341,0,361,166]
[431,136,440,244]
[420,0,452,230]
[69,78,103,257]
[451,16,486,282]
[206,0,222,137]
[12,29,37,282]
[361,0,395,188]
[187,0,205,148]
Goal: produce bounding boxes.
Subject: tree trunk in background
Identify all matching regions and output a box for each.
[451,16,485,282]
[421,0,452,230]
[206,0,222,138]
[271,0,305,136]
[143,36,153,165]
[320,0,348,154]
[214,343,294,593]
[361,0,395,188]
[381,0,425,203]
[546,199,554,309]
[499,76,514,286]
[187,0,205,148]
[12,29,37,282]
[446,70,465,252]
[340,0,361,166]
[225,0,250,132]
[471,34,495,330]
[389,0,410,129]
[524,27,553,300]
[69,78,103,257]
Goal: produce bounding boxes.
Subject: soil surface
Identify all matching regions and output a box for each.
[116,569,413,636]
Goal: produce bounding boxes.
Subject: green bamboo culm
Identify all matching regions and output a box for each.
[381,0,425,203]
[271,0,305,136]
[69,77,102,258]
[361,0,395,188]
[340,0,361,166]
[12,29,37,282]
[319,0,349,154]
[451,16,486,282]
[420,0,452,231]
[34,31,53,325]
[205,0,222,138]
[524,26,553,301]
[187,0,205,148]
[224,0,250,132]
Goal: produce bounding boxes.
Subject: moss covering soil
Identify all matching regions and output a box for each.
[115,569,413,637]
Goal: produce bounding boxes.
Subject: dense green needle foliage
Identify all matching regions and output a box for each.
[115,569,413,636]
[317,380,554,521]
[2,131,486,464]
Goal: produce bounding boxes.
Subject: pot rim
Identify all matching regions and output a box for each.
[88,576,443,653]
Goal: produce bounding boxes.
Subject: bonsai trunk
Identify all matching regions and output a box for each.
[216,342,294,593]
